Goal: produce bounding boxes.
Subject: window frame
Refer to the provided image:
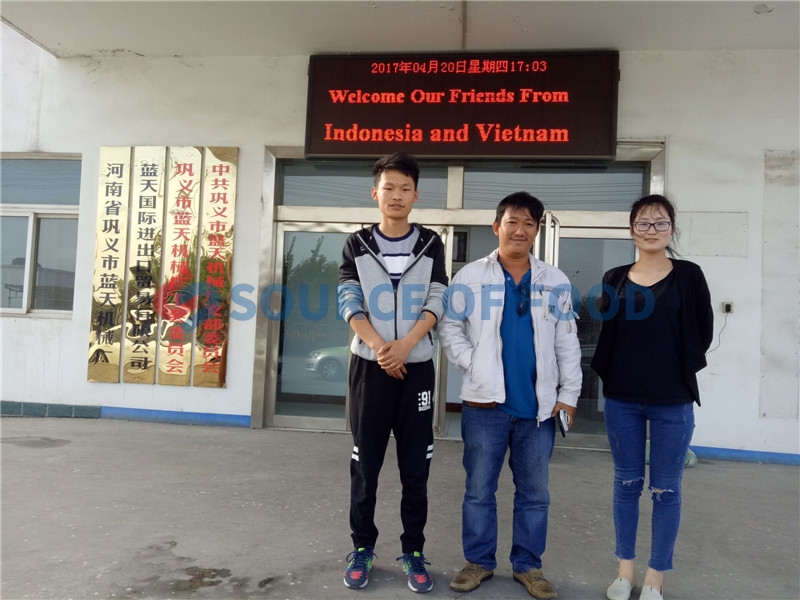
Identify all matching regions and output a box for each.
[0,153,81,317]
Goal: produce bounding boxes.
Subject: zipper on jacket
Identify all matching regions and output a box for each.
[392,235,435,341]
[394,287,399,340]
[528,260,551,423]
[404,236,435,272]
[357,227,436,343]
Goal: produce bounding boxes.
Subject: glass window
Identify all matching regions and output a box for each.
[557,237,635,434]
[32,218,78,310]
[275,230,352,419]
[1,215,28,309]
[280,159,448,208]
[464,162,645,211]
[0,159,81,205]
[0,157,81,313]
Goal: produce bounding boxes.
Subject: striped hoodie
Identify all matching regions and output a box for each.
[338,224,448,363]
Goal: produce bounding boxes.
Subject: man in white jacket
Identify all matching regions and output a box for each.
[439,192,582,600]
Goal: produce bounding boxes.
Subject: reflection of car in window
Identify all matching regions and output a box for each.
[306,346,349,381]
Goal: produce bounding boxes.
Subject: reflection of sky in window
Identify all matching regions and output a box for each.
[37,219,79,272]
[1,159,81,205]
[281,160,644,211]
[558,238,634,300]
[1,216,28,266]
[284,232,349,269]
[281,161,447,208]
[465,169,644,211]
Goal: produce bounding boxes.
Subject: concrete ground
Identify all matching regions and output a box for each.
[1,417,798,600]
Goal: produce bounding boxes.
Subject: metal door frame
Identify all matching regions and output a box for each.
[251,141,666,430]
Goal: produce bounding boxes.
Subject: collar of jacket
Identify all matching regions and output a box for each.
[359,223,433,255]
[486,248,547,283]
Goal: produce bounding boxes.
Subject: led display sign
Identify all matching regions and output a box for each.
[305,51,619,159]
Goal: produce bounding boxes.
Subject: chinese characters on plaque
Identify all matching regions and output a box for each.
[193,148,238,388]
[124,146,166,384]
[88,146,238,388]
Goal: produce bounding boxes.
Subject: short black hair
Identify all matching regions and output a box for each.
[495,191,545,225]
[372,152,419,189]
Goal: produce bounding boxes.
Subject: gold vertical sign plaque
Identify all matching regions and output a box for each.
[193,147,238,388]
[88,147,132,383]
[156,146,202,386]
[123,147,167,384]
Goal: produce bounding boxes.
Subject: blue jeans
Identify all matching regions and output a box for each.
[605,398,695,571]
[461,405,555,572]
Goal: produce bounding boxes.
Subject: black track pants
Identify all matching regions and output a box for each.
[348,355,435,553]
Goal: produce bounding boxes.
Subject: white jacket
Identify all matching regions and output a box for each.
[438,249,583,423]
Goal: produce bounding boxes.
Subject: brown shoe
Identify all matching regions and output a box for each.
[513,568,558,599]
[449,562,494,592]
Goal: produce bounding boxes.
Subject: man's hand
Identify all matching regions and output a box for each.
[551,401,577,427]
[377,339,413,373]
[385,365,408,380]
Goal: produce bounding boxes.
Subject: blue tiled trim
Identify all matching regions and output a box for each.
[100,406,251,428]
[1,401,23,416]
[691,445,800,466]
[47,404,74,418]
[21,403,47,417]
[0,401,100,418]
[1,403,796,463]
[74,405,102,418]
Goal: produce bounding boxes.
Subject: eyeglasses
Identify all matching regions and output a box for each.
[633,221,672,233]
[517,282,530,316]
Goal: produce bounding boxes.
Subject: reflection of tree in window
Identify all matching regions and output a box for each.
[283,236,347,351]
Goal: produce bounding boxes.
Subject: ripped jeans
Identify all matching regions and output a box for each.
[604,398,695,571]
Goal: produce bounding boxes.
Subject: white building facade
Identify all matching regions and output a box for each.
[1,2,798,462]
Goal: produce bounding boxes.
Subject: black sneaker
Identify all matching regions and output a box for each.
[343,547,374,589]
[398,551,433,593]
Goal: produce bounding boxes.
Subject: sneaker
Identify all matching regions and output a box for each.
[450,562,494,592]
[606,576,634,600]
[513,568,558,599]
[397,551,433,593]
[343,547,374,589]
[639,586,664,600]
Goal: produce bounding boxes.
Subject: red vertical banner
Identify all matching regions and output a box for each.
[156,146,202,386]
[88,147,132,383]
[193,147,238,388]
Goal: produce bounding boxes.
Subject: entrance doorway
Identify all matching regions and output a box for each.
[253,143,664,442]
[440,213,634,444]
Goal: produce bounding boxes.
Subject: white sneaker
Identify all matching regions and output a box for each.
[639,585,664,600]
[606,577,634,600]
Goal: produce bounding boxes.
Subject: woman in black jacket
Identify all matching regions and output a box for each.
[591,195,713,600]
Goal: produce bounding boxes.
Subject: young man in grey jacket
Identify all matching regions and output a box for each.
[338,152,448,593]
[439,191,582,600]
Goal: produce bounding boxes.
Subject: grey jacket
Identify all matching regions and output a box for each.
[338,224,448,363]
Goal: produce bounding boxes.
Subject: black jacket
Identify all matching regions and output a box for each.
[590,259,714,404]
